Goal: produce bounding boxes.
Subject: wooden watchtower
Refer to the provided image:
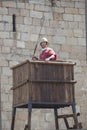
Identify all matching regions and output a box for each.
[11,60,82,130]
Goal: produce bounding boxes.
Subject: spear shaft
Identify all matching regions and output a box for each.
[32,16,45,57]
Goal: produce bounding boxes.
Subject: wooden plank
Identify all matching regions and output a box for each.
[29,80,77,83]
[12,60,76,106]
[57,113,80,118]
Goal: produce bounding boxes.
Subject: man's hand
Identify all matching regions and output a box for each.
[45,57,50,61]
[32,55,38,60]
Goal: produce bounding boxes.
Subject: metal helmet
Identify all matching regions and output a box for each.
[40,37,48,44]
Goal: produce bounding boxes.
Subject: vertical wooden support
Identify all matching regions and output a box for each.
[11,107,16,130]
[0,74,2,130]
[54,108,59,130]
[72,103,79,128]
[24,124,28,130]
[63,117,70,129]
[85,0,87,62]
[28,98,32,130]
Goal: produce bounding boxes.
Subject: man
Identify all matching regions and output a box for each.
[33,37,57,61]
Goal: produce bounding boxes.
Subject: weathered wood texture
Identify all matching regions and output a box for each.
[11,60,76,106]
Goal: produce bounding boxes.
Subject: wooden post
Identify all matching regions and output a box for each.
[11,107,16,130]
[28,98,32,130]
[72,103,79,128]
[63,117,70,129]
[54,108,59,130]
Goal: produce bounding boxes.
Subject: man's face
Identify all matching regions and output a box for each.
[40,42,47,48]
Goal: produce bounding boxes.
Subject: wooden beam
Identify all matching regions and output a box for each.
[57,113,80,119]
[85,0,87,62]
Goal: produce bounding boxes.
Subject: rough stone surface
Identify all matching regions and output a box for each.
[0,0,87,130]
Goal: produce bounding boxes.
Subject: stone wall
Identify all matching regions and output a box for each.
[0,0,87,130]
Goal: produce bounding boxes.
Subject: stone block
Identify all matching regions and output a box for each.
[30,11,43,19]
[53,7,64,13]
[16,24,29,32]
[66,37,78,45]
[22,49,30,56]
[5,23,12,31]
[63,14,74,21]
[17,41,25,48]
[0,23,4,31]
[3,39,16,47]
[2,67,12,76]
[75,2,85,9]
[53,36,66,44]
[25,41,36,50]
[53,12,63,21]
[63,29,73,37]
[1,93,9,102]
[1,84,10,93]
[79,22,85,29]
[32,18,41,26]
[0,32,9,39]
[78,38,86,46]
[61,44,72,53]
[31,26,41,34]
[81,15,85,22]
[0,2,2,6]
[30,34,38,42]
[45,28,56,35]
[8,94,13,103]
[74,15,82,22]
[24,17,32,25]
[29,0,44,4]
[8,8,20,16]
[4,120,11,130]
[35,5,50,12]
[10,32,21,40]
[25,3,34,10]
[2,111,8,120]
[58,21,69,29]
[0,46,1,52]
[17,3,25,9]
[20,9,29,16]
[79,9,85,15]
[73,29,83,38]
[61,1,74,8]
[2,15,12,23]
[44,12,53,20]
[2,46,11,53]
[1,75,9,85]
[9,61,19,68]
[65,8,79,14]
[68,22,78,29]
[0,7,8,15]
[45,113,54,122]
[59,51,69,59]
[0,14,2,21]
[21,33,29,41]
[2,1,16,8]
[0,59,8,67]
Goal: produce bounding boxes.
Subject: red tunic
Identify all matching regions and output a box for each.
[39,47,57,60]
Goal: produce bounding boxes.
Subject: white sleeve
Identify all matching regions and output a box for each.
[45,55,54,61]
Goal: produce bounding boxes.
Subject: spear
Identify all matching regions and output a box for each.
[32,16,45,59]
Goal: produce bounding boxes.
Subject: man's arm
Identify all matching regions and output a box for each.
[45,54,55,61]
